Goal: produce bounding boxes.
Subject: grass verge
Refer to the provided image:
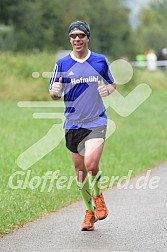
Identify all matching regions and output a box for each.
[0,52,167,234]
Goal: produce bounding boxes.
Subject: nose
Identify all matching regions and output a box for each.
[75,35,81,40]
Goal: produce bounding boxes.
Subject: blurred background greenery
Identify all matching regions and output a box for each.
[0,0,167,59]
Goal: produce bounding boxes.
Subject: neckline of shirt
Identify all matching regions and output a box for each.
[70,50,91,63]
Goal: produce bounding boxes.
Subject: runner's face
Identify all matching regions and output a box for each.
[69,30,89,53]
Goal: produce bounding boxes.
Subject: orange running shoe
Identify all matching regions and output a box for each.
[81,210,96,231]
[93,194,108,220]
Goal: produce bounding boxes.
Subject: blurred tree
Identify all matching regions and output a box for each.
[134,0,167,54]
[86,0,131,59]
[0,0,132,58]
[0,25,16,50]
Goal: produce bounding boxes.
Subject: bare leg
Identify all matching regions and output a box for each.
[70,152,87,182]
[84,138,104,176]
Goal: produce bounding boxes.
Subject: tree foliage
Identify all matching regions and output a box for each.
[0,0,131,58]
[0,0,167,59]
[133,0,167,54]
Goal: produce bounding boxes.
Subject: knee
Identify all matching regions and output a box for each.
[85,159,99,174]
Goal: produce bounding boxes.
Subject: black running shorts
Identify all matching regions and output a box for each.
[65,126,107,153]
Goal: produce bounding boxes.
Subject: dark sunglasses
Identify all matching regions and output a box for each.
[69,33,86,39]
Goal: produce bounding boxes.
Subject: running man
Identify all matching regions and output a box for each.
[49,20,116,231]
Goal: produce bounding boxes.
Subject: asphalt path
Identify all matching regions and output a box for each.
[0,161,167,252]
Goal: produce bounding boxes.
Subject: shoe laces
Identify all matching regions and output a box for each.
[84,210,94,223]
[94,195,105,210]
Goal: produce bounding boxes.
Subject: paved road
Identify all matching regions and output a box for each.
[0,162,167,252]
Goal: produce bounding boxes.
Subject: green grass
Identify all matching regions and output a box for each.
[0,51,55,101]
[0,51,167,234]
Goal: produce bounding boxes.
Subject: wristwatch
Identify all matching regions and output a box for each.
[107,87,112,95]
[53,92,62,98]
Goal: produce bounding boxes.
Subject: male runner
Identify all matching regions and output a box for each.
[49,20,116,231]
